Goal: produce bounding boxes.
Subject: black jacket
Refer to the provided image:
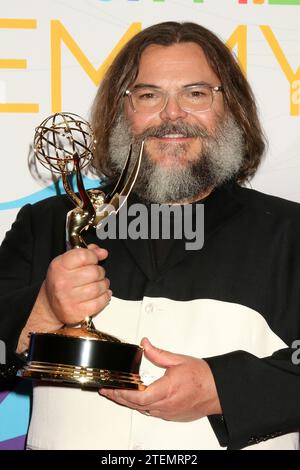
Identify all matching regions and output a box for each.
[1,181,300,449]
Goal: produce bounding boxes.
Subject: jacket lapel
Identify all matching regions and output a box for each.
[159,182,244,277]
[87,182,244,282]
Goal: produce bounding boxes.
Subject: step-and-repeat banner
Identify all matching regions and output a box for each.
[0,0,300,449]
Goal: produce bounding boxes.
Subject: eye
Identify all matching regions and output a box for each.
[133,88,162,102]
[138,92,156,100]
[190,90,205,97]
[186,88,208,99]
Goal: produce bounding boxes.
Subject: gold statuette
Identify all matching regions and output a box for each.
[19,112,146,390]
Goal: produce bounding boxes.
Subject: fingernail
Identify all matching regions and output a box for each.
[108,289,113,297]
[141,337,151,345]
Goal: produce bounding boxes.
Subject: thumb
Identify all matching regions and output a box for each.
[140,337,182,369]
[88,243,108,261]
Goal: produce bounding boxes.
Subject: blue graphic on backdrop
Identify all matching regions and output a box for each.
[0,175,101,449]
[0,381,31,445]
[0,176,101,211]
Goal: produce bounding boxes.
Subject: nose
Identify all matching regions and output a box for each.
[159,95,188,121]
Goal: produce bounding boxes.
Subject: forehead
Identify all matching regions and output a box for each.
[134,42,220,87]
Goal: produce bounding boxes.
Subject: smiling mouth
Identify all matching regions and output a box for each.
[155,134,193,141]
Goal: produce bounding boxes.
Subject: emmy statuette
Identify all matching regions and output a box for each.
[19,112,146,390]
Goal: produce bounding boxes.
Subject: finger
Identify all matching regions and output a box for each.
[99,381,179,421]
[99,388,164,419]
[99,388,155,411]
[141,337,183,369]
[67,265,107,288]
[60,248,100,270]
[88,244,109,261]
[77,290,112,317]
[139,409,162,418]
[49,264,107,291]
[99,375,169,408]
[71,279,111,303]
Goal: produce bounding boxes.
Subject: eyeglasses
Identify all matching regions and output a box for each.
[125,84,223,114]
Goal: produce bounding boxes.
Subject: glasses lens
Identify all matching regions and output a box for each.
[179,85,213,112]
[128,85,218,113]
[131,88,165,113]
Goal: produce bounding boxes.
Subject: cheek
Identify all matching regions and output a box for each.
[131,115,160,135]
[125,103,160,135]
[191,95,225,132]
[193,110,223,133]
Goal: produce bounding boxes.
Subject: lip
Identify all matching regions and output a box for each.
[155,136,193,143]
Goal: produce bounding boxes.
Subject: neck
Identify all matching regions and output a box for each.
[166,187,213,205]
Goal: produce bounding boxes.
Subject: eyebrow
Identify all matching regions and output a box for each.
[131,81,213,90]
[132,83,161,90]
[183,81,212,88]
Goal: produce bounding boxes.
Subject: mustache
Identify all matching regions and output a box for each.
[131,121,209,142]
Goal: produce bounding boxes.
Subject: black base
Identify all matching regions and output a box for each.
[19,332,146,390]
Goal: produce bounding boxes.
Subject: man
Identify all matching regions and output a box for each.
[1,21,300,450]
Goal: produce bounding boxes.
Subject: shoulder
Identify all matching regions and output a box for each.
[14,194,73,232]
[31,194,73,213]
[21,194,74,224]
[234,184,300,222]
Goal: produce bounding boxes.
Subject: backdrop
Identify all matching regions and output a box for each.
[0,0,300,450]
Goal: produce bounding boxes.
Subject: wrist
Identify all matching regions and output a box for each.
[38,282,63,329]
[16,282,63,354]
[202,359,222,416]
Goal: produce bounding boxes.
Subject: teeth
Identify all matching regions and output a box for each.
[162,134,185,138]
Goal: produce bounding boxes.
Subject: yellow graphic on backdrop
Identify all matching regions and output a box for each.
[0,20,299,115]
[0,19,38,113]
[226,25,247,75]
[51,21,141,112]
[260,26,300,115]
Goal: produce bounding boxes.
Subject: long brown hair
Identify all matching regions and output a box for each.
[90,21,266,183]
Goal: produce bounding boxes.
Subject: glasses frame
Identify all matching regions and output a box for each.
[125,84,223,114]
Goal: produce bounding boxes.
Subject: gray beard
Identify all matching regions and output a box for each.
[107,114,244,203]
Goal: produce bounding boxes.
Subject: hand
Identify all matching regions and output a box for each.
[99,338,222,421]
[44,243,111,325]
[17,244,111,354]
